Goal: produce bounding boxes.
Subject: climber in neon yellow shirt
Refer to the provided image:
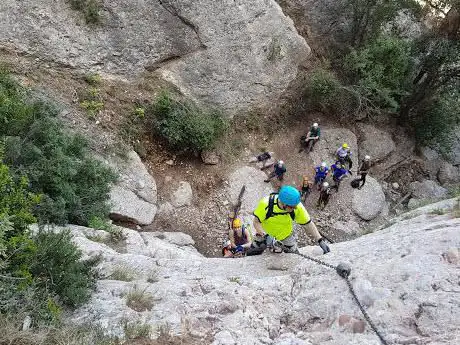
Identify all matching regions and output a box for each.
[252,185,330,254]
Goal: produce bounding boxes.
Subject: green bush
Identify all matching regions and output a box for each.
[343,36,412,112]
[0,71,117,226]
[305,68,343,113]
[414,88,460,155]
[69,0,102,24]
[149,92,228,152]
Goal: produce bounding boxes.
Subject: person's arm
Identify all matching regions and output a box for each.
[228,230,236,248]
[253,217,265,236]
[304,221,321,241]
[242,228,252,248]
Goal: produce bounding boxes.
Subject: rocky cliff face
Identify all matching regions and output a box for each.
[61,198,459,344]
[0,0,310,115]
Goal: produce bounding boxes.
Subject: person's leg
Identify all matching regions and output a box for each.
[347,156,353,170]
[265,171,276,182]
[280,233,298,253]
[358,173,367,189]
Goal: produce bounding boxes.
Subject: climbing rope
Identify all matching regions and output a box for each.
[294,252,390,345]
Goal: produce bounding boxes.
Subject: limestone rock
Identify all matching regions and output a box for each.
[357,124,395,162]
[0,0,310,115]
[201,150,220,165]
[227,166,273,220]
[437,161,460,185]
[352,176,386,220]
[409,180,448,200]
[157,202,174,217]
[67,199,460,344]
[332,220,360,236]
[309,128,358,169]
[109,185,157,225]
[171,181,193,207]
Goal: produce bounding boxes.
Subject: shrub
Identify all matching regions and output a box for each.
[149,91,228,152]
[126,287,154,312]
[343,36,412,112]
[0,71,117,226]
[8,229,99,308]
[305,68,342,113]
[414,88,460,156]
[69,0,102,25]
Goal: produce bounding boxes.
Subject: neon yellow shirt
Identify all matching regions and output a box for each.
[253,195,311,240]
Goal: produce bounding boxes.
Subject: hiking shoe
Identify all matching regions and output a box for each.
[264,179,270,183]
[298,148,303,153]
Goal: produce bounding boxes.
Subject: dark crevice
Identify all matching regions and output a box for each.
[158,0,207,49]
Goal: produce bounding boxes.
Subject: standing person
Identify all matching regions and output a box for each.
[264,160,286,183]
[316,182,336,210]
[314,162,329,189]
[357,155,371,190]
[222,218,252,257]
[331,161,351,190]
[299,175,313,202]
[336,143,353,169]
[249,151,275,170]
[299,123,321,153]
[251,185,330,254]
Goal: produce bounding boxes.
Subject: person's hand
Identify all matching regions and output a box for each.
[318,238,330,254]
[235,245,244,252]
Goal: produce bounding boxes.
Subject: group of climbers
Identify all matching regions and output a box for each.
[223,122,372,258]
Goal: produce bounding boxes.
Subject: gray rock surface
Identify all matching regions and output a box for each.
[352,176,386,220]
[410,180,448,199]
[104,150,157,225]
[357,124,395,162]
[109,185,157,225]
[171,181,193,207]
[227,166,273,224]
[107,150,157,205]
[309,128,358,169]
[68,200,460,344]
[1,0,310,115]
[332,220,360,236]
[437,161,460,185]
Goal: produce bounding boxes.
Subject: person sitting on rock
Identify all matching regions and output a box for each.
[336,143,353,169]
[222,218,252,257]
[314,162,329,189]
[357,155,371,190]
[264,160,286,183]
[299,175,313,202]
[299,122,321,153]
[249,151,275,170]
[331,161,351,190]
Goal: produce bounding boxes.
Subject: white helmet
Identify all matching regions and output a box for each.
[278,160,284,165]
[320,162,327,168]
[364,155,371,161]
[313,122,319,128]
[323,182,329,188]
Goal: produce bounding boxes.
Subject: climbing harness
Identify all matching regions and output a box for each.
[294,251,390,345]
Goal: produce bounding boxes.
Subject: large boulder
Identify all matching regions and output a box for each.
[352,176,386,220]
[105,150,157,225]
[409,180,448,199]
[357,124,395,162]
[109,186,157,226]
[1,0,310,115]
[437,161,460,185]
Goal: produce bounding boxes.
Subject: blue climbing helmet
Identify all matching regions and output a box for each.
[278,185,301,206]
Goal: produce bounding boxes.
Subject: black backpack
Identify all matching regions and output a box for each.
[265,193,295,220]
[350,179,360,188]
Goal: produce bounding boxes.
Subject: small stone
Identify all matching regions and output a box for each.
[338,314,352,326]
[222,200,229,206]
[445,247,459,264]
[352,320,366,333]
[22,316,32,331]
[166,160,174,166]
[392,182,399,189]
[95,120,100,125]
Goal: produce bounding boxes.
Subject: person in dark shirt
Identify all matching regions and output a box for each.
[264,160,286,183]
[357,155,371,190]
